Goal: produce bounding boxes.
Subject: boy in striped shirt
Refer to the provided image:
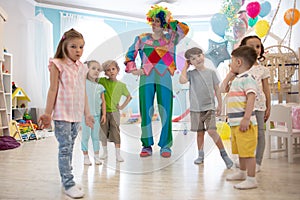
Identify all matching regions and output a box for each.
[221,46,259,190]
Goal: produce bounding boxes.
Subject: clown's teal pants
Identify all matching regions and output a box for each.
[139,70,173,148]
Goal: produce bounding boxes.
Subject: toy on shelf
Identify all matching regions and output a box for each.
[12,85,31,109]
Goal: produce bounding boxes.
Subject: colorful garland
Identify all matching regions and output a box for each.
[146,5,173,28]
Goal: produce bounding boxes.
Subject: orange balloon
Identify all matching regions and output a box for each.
[284,8,300,26]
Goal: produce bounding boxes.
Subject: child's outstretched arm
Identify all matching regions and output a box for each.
[117,95,132,110]
[179,60,190,84]
[84,92,95,129]
[38,64,59,129]
[100,93,106,124]
[214,84,222,116]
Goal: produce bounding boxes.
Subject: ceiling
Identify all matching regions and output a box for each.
[35,0,223,20]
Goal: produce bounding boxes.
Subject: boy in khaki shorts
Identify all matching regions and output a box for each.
[221,46,259,189]
[179,47,233,169]
[98,60,132,162]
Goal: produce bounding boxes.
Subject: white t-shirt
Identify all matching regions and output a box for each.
[248,64,270,111]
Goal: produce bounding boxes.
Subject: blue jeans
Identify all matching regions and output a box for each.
[54,120,80,190]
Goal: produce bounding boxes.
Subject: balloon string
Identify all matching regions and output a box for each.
[280,0,296,47]
[263,0,282,44]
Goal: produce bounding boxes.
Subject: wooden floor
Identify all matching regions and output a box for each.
[0,121,300,200]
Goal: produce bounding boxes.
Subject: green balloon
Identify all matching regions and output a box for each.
[248,17,258,27]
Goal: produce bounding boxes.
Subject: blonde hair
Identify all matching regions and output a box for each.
[102,60,119,71]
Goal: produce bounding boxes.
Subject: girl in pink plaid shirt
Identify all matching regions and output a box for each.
[39,29,94,199]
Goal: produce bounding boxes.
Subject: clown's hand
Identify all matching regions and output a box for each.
[132,69,144,76]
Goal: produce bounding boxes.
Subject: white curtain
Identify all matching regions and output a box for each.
[60,12,81,37]
[60,12,118,62]
[26,12,53,109]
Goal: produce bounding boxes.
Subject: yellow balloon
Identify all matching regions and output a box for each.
[254,20,270,38]
[216,121,231,140]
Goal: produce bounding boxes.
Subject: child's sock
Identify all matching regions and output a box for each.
[116,148,124,162]
[84,155,92,166]
[194,149,204,164]
[220,149,233,169]
[100,146,108,160]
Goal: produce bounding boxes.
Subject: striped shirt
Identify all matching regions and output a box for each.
[227,71,258,126]
[49,58,88,122]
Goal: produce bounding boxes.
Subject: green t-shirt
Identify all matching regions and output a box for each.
[98,77,130,112]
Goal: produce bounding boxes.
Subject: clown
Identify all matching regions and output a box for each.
[124,5,189,158]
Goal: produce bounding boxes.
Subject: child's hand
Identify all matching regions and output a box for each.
[184,60,190,68]
[38,114,52,129]
[264,106,271,122]
[85,115,95,129]
[101,114,106,124]
[239,118,250,132]
[116,104,123,110]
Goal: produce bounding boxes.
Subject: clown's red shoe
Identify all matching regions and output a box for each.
[140,146,152,157]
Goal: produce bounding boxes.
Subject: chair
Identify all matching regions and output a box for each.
[266,104,300,163]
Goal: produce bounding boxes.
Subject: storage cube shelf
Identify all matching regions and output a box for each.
[0,52,12,136]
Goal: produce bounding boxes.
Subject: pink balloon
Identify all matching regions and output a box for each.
[246,1,261,18]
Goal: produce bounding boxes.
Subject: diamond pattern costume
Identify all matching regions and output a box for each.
[125,20,189,149]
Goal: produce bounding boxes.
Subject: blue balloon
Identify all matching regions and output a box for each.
[210,13,229,38]
[259,1,271,18]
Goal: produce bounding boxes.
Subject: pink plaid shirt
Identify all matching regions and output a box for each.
[49,58,88,122]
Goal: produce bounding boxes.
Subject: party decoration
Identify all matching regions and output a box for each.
[259,1,271,18]
[176,51,185,72]
[255,20,270,38]
[233,18,247,40]
[238,10,249,30]
[205,39,230,68]
[248,16,258,27]
[284,8,300,26]
[216,121,231,140]
[246,1,261,18]
[210,13,229,38]
[222,0,242,21]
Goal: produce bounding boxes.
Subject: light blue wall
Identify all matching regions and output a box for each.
[34,6,190,116]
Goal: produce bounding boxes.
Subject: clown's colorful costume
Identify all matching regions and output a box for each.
[124,8,189,156]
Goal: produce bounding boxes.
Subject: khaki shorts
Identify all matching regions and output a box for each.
[190,110,216,132]
[100,111,121,144]
[231,124,257,157]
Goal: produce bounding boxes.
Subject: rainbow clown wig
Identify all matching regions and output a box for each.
[146,5,173,28]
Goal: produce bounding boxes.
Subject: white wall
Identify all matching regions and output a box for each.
[0,0,36,105]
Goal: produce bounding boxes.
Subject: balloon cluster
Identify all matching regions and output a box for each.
[210,0,300,40]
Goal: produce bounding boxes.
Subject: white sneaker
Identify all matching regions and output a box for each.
[194,157,204,164]
[94,157,102,165]
[100,153,107,160]
[65,185,85,198]
[235,160,240,168]
[116,154,124,162]
[84,157,92,166]
[256,164,261,173]
[234,179,258,190]
[226,171,247,181]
